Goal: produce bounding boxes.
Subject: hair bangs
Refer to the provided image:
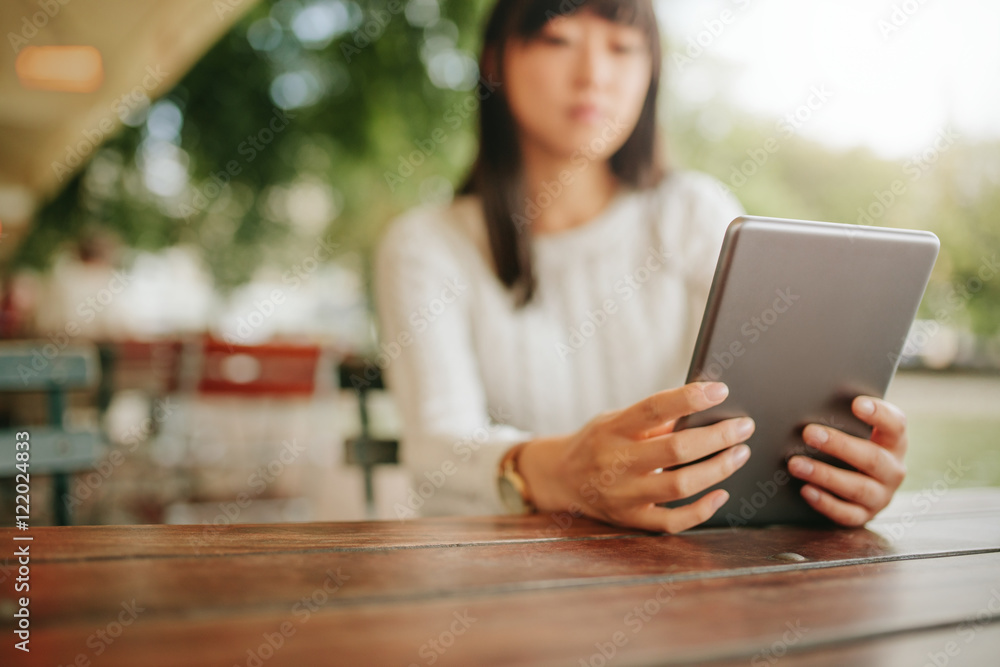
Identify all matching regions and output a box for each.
[514,0,658,41]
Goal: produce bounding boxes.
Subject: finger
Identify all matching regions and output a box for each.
[643,418,678,440]
[800,484,870,527]
[630,417,755,471]
[614,382,729,437]
[630,444,751,504]
[788,456,890,512]
[852,396,908,451]
[621,489,730,534]
[802,424,905,487]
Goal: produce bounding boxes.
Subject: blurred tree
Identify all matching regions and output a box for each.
[15,0,495,289]
[10,0,1000,338]
[666,103,1000,337]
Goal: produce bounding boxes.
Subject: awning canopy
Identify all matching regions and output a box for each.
[0,0,259,262]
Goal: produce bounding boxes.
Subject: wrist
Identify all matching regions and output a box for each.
[497,442,535,514]
[518,435,572,514]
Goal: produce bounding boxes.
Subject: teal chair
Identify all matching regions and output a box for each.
[0,342,104,525]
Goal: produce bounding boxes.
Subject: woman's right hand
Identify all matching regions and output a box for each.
[518,382,755,534]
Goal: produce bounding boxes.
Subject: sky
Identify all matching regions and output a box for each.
[656,0,1000,159]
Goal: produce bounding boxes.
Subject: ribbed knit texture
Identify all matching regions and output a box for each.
[374,170,744,516]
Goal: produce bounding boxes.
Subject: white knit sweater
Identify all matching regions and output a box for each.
[374,170,745,517]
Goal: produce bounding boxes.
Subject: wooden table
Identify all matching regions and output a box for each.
[4,489,1000,666]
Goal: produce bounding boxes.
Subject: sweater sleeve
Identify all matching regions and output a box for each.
[373,209,534,518]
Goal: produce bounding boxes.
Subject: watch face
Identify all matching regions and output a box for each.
[498,476,526,513]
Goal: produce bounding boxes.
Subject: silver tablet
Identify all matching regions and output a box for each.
[664,215,940,527]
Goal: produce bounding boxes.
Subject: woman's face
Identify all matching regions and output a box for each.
[503,10,653,162]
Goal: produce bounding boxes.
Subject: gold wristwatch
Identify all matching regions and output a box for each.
[497,442,536,514]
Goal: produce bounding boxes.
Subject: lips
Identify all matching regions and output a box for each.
[568,104,604,124]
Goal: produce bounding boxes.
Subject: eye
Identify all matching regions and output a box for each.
[611,41,642,55]
[537,19,576,46]
[539,33,571,47]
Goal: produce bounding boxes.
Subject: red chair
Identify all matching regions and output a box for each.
[197,338,321,396]
[159,338,329,523]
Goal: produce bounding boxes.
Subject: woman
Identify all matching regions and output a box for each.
[374,0,908,533]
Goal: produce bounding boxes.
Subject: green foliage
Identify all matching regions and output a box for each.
[668,107,1000,336]
[17,0,495,289]
[12,0,1000,335]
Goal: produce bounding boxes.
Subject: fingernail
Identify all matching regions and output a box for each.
[731,444,751,466]
[705,383,729,401]
[735,417,755,439]
[805,425,828,446]
[712,491,730,510]
[856,398,875,416]
[802,486,820,502]
[791,457,814,475]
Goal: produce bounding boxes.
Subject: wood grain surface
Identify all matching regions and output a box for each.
[2,489,998,666]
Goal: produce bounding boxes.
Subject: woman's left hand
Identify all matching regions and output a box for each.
[787,396,908,526]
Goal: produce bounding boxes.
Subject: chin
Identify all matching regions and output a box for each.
[554,130,615,156]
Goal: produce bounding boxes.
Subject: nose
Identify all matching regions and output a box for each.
[575,37,612,90]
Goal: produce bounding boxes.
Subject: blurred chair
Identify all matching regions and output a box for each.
[99,339,185,396]
[198,338,321,397]
[338,354,398,519]
[97,338,186,438]
[160,337,329,524]
[0,341,104,525]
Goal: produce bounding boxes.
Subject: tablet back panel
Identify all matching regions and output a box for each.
[666,216,940,527]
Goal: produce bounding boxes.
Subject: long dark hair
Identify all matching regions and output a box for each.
[460,0,667,307]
